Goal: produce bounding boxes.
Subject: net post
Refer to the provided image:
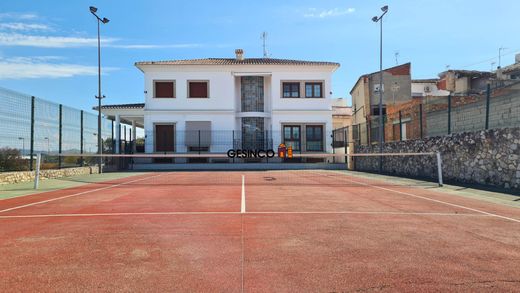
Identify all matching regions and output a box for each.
[80,110,84,166]
[436,152,443,187]
[34,153,41,190]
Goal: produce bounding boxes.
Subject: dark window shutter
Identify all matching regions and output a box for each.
[189,82,208,98]
[155,82,174,98]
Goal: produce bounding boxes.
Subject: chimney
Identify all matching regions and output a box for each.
[235,49,244,61]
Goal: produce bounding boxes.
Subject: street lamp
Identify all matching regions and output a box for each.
[44,137,50,154]
[372,5,388,173]
[18,137,25,156]
[89,6,109,174]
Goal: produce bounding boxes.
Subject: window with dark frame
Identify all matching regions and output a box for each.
[306,125,323,151]
[305,82,323,98]
[154,81,175,98]
[282,82,300,98]
[371,105,387,116]
[283,125,301,151]
[188,81,209,98]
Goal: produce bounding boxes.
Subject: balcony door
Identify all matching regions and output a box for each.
[154,124,175,163]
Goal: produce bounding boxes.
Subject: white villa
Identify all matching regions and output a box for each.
[99,49,340,155]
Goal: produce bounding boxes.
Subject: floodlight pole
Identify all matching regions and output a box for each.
[373,5,388,173]
[90,6,109,174]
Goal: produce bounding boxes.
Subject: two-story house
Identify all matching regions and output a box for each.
[99,49,339,156]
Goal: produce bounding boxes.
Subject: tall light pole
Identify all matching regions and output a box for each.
[18,137,25,156]
[44,137,50,154]
[89,6,109,173]
[372,5,388,173]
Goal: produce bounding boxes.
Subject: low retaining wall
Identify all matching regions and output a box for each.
[0,166,99,185]
[354,127,520,190]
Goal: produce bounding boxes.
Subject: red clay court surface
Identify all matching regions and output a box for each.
[0,171,519,292]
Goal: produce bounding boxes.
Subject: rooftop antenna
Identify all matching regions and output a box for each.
[394,51,399,65]
[261,31,270,58]
[498,47,507,68]
[445,64,450,70]
[491,61,496,71]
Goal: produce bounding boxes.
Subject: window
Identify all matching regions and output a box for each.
[283,125,301,151]
[305,82,323,98]
[371,105,387,116]
[306,125,323,151]
[282,82,300,98]
[154,81,175,98]
[188,81,209,98]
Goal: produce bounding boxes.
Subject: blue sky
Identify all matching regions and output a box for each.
[0,0,519,113]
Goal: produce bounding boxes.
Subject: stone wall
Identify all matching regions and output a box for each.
[0,166,99,185]
[354,127,520,191]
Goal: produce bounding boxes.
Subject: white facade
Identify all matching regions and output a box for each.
[411,80,450,97]
[135,57,338,154]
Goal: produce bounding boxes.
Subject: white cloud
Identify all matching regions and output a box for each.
[0,12,38,20]
[304,7,355,18]
[0,33,202,49]
[0,57,118,79]
[107,43,202,49]
[0,22,51,31]
[0,33,118,48]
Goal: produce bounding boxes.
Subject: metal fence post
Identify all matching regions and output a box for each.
[80,110,84,166]
[198,130,201,155]
[399,110,403,141]
[111,120,114,154]
[419,103,424,139]
[232,130,235,163]
[30,96,35,171]
[447,94,452,135]
[344,128,348,166]
[58,104,63,168]
[485,83,491,130]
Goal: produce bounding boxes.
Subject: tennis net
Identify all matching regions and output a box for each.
[32,152,443,189]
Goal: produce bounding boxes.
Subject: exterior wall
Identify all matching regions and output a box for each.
[351,79,368,124]
[354,127,520,191]
[139,64,337,153]
[368,71,412,106]
[411,82,450,97]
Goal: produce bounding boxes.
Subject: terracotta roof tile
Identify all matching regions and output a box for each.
[135,58,339,67]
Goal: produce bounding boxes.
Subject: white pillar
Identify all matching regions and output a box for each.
[115,114,121,154]
[131,120,137,153]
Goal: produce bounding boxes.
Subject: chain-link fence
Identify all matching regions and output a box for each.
[352,83,520,145]
[0,87,113,172]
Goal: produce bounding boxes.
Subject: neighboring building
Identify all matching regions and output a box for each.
[350,63,412,125]
[411,79,450,98]
[98,49,339,155]
[437,70,494,94]
[331,98,352,129]
[497,53,520,81]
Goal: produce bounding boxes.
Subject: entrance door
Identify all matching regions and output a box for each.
[155,124,174,163]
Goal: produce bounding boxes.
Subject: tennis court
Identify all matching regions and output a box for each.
[1,159,520,291]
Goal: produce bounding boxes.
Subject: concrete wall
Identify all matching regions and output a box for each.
[0,166,99,185]
[425,90,520,137]
[354,127,520,190]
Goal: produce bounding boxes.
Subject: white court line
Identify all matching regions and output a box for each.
[0,173,165,214]
[0,210,491,219]
[346,177,520,224]
[241,175,246,213]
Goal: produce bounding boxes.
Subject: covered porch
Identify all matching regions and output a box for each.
[97,103,145,154]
